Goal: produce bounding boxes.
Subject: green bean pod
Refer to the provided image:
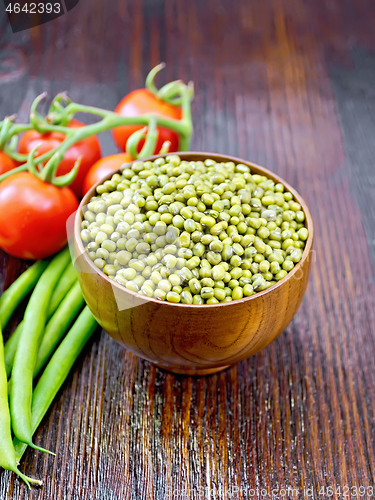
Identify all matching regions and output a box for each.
[46,262,77,320]
[4,262,78,378]
[10,247,70,453]
[34,281,85,378]
[13,307,98,462]
[3,322,23,378]
[0,325,42,488]
[0,260,48,330]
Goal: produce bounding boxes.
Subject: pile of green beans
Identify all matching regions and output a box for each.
[13,307,98,463]
[3,262,79,377]
[10,248,71,454]
[0,248,98,487]
[81,155,309,304]
[0,325,42,488]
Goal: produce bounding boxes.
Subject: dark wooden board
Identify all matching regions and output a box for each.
[1,0,375,497]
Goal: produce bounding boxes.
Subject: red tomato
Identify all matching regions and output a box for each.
[83,153,133,196]
[112,89,181,154]
[0,151,17,175]
[18,119,101,198]
[0,172,79,260]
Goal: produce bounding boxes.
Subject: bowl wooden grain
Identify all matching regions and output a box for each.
[74,152,313,375]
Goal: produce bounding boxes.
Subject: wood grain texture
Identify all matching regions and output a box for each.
[1,0,375,497]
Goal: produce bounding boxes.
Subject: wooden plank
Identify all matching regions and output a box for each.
[1,0,375,497]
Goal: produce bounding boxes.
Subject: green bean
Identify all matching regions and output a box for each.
[0,325,42,488]
[4,262,78,378]
[34,282,84,378]
[46,262,77,319]
[10,247,70,453]
[13,308,98,463]
[0,260,48,330]
[3,322,23,379]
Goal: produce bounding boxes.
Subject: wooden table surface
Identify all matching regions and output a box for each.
[1,0,375,498]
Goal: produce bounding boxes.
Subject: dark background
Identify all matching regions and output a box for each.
[0,0,375,498]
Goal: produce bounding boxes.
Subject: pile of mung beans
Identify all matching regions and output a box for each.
[80,155,309,305]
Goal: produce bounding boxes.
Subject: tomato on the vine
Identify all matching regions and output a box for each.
[112,89,181,154]
[0,172,78,260]
[18,119,101,198]
[83,153,133,196]
[0,151,17,175]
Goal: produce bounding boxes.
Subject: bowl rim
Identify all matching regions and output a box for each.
[75,151,314,308]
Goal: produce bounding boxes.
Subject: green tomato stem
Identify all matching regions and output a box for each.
[145,62,166,96]
[51,156,82,187]
[26,145,41,177]
[140,116,158,157]
[39,152,61,182]
[7,135,18,152]
[0,163,27,180]
[0,64,194,186]
[159,140,171,154]
[0,117,14,150]
[126,127,147,160]
[126,116,159,159]
[157,80,183,102]
[47,92,72,126]
[29,92,50,134]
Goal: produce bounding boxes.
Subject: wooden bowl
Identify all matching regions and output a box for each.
[74,153,313,375]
